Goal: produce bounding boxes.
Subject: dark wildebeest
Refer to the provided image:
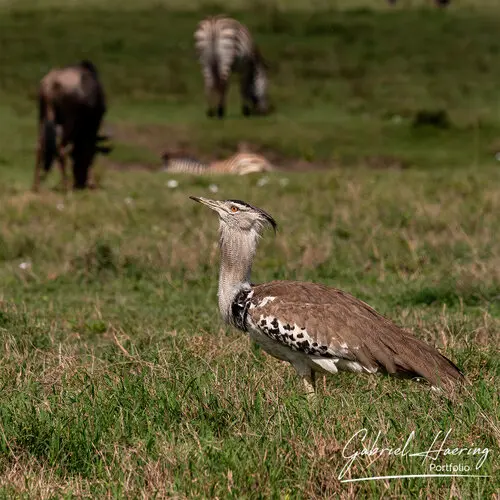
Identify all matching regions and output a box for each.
[33,60,112,191]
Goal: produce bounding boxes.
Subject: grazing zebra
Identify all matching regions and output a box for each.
[194,15,269,118]
[162,152,274,175]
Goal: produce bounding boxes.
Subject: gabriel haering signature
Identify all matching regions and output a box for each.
[338,428,491,483]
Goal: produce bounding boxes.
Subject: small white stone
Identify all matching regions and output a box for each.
[495,152,500,162]
[56,203,64,211]
[208,184,219,193]
[19,262,31,270]
[167,179,179,189]
[124,197,134,205]
[279,178,289,187]
[257,176,269,187]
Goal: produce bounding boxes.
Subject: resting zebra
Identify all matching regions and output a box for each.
[194,15,269,118]
[162,152,274,175]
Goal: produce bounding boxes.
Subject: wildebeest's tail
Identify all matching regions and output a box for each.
[39,95,58,172]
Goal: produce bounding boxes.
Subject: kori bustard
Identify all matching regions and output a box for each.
[190,196,464,398]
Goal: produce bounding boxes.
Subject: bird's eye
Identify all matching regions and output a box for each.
[230,206,239,213]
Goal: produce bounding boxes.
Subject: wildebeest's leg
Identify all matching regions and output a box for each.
[33,96,47,192]
[57,120,74,192]
[33,126,44,192]
[72,157,89,190]
[87,164,98,189]
[71,136,97,190]
[72,142,89,190]
[57,142,71,192]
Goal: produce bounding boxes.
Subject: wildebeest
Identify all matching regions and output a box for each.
[33,60,111,191]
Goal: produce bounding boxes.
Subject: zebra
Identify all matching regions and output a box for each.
[161,154,209,175]
[194,15,269,118]
[162,152,274,175]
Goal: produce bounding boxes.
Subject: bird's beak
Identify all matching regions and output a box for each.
[189,196,220,211]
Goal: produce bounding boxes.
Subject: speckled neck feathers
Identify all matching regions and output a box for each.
[217,222,259,323]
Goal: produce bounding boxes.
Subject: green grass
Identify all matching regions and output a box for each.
[0,0,498,497]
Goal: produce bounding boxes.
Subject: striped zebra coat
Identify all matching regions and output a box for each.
[194,15,269,118]
[162,152,274,176]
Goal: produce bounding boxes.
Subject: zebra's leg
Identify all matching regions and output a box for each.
[203,67,219,118]
[239,69,254,117]
[216,79,229,119]
[207,89,217,117]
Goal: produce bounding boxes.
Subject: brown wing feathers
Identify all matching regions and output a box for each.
[249,281,463,389]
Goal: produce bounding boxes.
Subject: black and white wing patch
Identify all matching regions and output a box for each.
[245,296,380,375]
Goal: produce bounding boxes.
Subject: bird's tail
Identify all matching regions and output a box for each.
[391,334,465,392]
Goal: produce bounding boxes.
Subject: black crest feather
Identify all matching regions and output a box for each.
[227,199,278,232]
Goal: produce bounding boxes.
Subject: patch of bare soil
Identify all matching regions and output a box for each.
[363,155,410,170]
[104,161,159,172]
[110,123,193,155]
[106,122,409,173]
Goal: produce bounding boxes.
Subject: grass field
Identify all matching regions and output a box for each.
[0,0,498,497]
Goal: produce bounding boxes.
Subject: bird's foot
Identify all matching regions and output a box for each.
[303,376,317,402]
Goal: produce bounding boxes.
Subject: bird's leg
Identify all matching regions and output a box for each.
[302,372,316,401]
[294,362,316,401]
[303,371,316,401]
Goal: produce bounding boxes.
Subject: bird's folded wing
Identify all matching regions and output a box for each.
[248,281,462,386]
[247,294,386,372]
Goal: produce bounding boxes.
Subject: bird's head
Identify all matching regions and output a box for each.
[190,197,277,235]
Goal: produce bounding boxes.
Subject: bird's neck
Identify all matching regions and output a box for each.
[217,225,258,323]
